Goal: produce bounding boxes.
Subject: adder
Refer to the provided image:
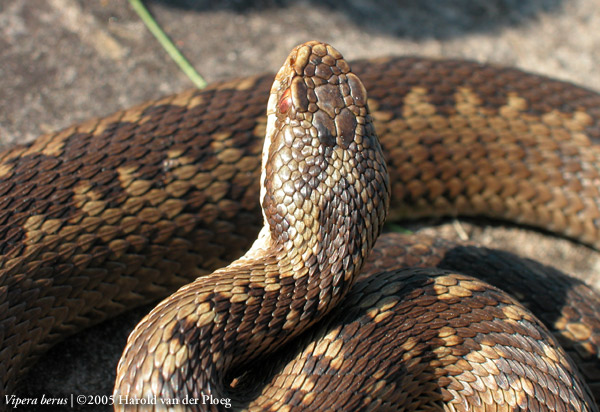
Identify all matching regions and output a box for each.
[2,41,599,410]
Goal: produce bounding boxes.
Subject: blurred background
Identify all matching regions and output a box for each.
[1,0,599,408]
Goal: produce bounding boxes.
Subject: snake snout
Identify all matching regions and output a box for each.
[272,41,371,151]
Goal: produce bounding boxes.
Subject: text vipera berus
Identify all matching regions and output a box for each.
[2,41,600,410]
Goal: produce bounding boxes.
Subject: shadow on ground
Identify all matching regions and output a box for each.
[152,0,565,38]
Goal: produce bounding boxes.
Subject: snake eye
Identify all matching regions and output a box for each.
[279,88,292,113]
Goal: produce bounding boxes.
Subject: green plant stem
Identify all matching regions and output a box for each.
[129,0,206,89]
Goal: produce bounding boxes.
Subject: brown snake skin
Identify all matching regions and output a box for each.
[1,40,600,410]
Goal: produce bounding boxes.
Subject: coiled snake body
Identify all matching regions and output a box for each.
[1,41,600,410]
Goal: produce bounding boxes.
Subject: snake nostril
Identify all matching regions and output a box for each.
[279,88,292,113]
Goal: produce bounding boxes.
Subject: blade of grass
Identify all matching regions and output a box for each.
[129,0,207,89]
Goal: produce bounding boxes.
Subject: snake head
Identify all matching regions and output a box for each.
[260,41,390,284]
[266,41,370,150]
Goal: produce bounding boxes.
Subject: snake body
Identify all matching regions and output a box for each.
[0,41,599,410]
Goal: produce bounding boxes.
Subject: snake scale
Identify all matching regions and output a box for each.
[1,40,600,410]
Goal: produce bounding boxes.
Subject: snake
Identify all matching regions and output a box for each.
[1,40,600,410]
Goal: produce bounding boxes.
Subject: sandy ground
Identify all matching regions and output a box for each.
[1,0,600,409]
